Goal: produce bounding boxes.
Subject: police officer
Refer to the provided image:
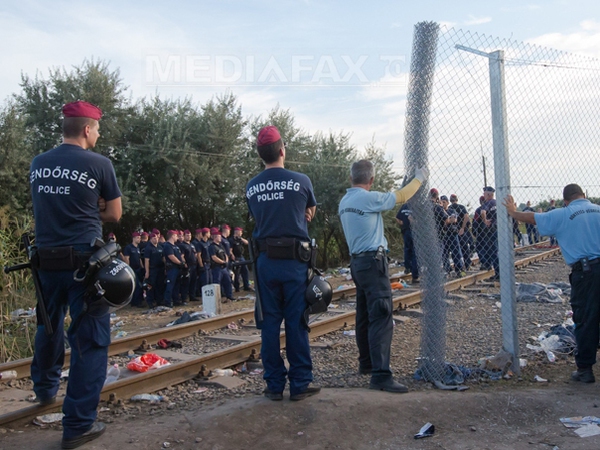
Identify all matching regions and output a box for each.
[396,203,418,283]
[440,194,465,277]
[480,186,499,281]
[179,229,198,302]
[29,101,121,448]
[449,194,473,271]
[197,228,213,289]
[247,125,320,401]
[339,160,427,393]
[523,201,538,245]
[163,230,186,307]
[230,227,253,292]
[221,224,233,266]
[144,232,165,308]
[503,185,600,383]
[209,230,234,302]
[472,195,487,269]
[122,232,144,307]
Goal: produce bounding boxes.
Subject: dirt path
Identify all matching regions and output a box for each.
[2,382,599,450]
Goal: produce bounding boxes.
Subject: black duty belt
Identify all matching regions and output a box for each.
[571,258,600,272]
[351,250,378,258]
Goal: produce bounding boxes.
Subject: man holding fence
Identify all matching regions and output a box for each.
[503,184,600,383]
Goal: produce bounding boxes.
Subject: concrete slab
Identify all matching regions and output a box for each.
[196,375,247,389]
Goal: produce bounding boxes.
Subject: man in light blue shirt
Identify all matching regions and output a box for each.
[339,160,427,393]
[504,184,600,383]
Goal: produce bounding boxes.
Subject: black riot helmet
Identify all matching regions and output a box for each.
[74,242,135,317]
[304,269,332,322]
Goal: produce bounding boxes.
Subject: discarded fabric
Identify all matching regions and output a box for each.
[414,422,435,439]
[130,393,163,403]
[127,353,170,373]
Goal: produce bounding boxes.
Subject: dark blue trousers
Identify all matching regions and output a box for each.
[570,264,600,368]
[163,267,181,306]
[187,264,198,299]
[350,254,394,383]
[130,268,145,306]
[233,257,250,290]
[442,233,464,274]
[31,270,109,440]
[458,232,473,269]
[146,268,165,307]
[212,266,233,299]
[402,230,418,279]
[255,254,312,396]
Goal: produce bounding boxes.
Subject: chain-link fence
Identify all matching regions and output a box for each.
[403,22,600,386]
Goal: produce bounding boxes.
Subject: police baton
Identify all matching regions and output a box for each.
[247,239,263,323]
[3,235,53,336]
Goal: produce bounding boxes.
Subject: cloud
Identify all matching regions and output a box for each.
[464,15,492,26]
[527,19,600,58]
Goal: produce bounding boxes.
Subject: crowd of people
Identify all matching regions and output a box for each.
[397,187,559,284]
[114,225,253,309]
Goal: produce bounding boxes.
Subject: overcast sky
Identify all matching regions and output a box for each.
[1,0,598,197]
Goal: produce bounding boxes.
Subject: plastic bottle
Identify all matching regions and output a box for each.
[104,364,120,385]
[213,369,235,376]
[0,370,18,381]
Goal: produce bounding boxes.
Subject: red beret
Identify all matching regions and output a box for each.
[234,227,243,231]
[62,101,102,120]
[108,233,115,238]
[450,194,458,201]
[149,232,157,239]
[429,188,439,197]
[132,232,141,237]
[212,230,221,236]
[222,224,230,230]
[201,227,210,234]
[210,227,219,234]
[184,229,191,235]
[152,228,161,235]
[195,228,203,234]
[141,231,149,237]
[257,126,281,146]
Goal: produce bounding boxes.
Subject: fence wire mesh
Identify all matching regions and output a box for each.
[404,22,600,385]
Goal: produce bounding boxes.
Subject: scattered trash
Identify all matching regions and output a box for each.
[130,394,164,403]
[338,268,350,275]
[516,282,564,303]
[336,284,352,291]
[127,353,171,373]
[297,431,304,436]
[494,302,502,308]
[60,369,70,379]
[163,442,171,448]
[157,338,182,349]
[560,416,600,438]
[114,330,128,338]
[0,370,17,381]
[414,422,435,439]
[390,282,405,290]
[33,413,64,426]
[193,388,208,394]
[534,375,548,382]
[212,369,235,377]
[519,358,528,367]
[250,368,263,375]
[227,322,240,330]
[11,308,35,319]
[104,364,120,385]
[478,350,513,373]
[343,330,356,336]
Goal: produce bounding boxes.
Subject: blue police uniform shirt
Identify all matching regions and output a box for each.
[221,236,231,257]
[178,241,196,266]
[339,188,396,254]
[30,144,121,247]
[144,243,164,269]
[535,198,600,266]
[432,202,449,237]
[396,203,412,233]
[209,241,227,267]
[123,244,142,270]
[163,241,182,265]
[481,199,497,226]
[246,168,316,240]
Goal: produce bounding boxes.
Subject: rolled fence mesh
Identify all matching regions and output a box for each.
[404,22,600,386]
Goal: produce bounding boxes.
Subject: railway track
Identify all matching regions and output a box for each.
[0,244,561,427]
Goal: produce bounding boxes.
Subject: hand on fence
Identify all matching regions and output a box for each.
[414,166,429,183]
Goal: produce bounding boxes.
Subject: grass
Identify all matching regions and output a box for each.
[0,206,36,362]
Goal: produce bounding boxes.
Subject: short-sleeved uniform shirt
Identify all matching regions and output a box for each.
[178,241,196,267]
[163,241,183,266]
[396,203,412,233]
[448,202,469,230]
[144,243,165,269]
[339,188,396,254]
[221,236,232,258]
[246,168,316,241]
[30,144,121,246]
[229,236,245,258]
[432,202,449,239]
[534,198,600,266]
[209,241,228,268]
[481,199,497,228]
[123,243,142,270]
